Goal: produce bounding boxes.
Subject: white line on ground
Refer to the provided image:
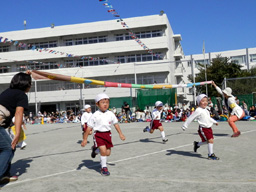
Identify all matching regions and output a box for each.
[5,129,256,187]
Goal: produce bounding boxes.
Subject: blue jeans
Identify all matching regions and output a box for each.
[0,127,14,178]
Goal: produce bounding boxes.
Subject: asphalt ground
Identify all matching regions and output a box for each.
[1,120,256,192]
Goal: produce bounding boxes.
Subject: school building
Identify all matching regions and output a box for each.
[0,14,256,114]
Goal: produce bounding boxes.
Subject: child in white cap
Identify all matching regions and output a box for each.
[143,101,168,143]
[81,93,125,176]
[212,81,245,137]
[80,104,92,137]
[182,94,219,160]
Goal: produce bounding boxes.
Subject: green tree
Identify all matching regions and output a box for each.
[188,55,246,96]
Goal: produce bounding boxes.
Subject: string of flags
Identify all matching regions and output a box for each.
[98,0,164,59]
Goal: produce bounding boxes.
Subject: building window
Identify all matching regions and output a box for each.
[116,52,163,63]
[0,46,9,52]
[34,41,57,49]
[65,36,107,46]
[250,54,256,62]
[16,62,58,72]
[65,39,73,46]
[230,55,246,64]
[115,30,162,41]
[195,59,209,65]
[0,66,10,73]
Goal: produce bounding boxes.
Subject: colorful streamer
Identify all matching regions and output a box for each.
[98,0,164,59]
[30,70,212,89]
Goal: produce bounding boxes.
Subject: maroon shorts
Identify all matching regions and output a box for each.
[150,120,162,130]
[94,131,113,149]
[82,123,88,132]
[198,127,214,142]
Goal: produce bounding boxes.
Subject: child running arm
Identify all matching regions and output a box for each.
[182,109,201,130]
[114,123,126,141]
[81,126,93,147]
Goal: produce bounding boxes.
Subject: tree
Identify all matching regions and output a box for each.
[188,55,249,96]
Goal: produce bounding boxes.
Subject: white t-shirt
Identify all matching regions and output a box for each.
[81,112,92,125]
[152,108,162,120]
[183,107,217,129]
[87,110,118,132]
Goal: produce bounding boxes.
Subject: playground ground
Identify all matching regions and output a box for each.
[1,121,256,192]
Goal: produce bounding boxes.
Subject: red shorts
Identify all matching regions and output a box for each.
[198,127,214,142]
[94,131,113,149]
[150,120,162,130]
[82,123,88,132]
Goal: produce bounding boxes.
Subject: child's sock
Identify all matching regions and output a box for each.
[100,156,107,168]
[198,141,207,146]
[160,131,166,139]
[208,143,213,156]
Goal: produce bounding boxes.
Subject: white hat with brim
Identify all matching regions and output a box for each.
[155,101,163,107]
[95,93,109,103]
[196,94,208,105]
[222,87,232,97]
[84,104,91,109]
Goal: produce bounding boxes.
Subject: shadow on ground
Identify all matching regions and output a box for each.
[166,150,207,159]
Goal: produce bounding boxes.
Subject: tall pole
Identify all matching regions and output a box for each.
[191,55,196,106]
[34,80,38,115]
[203,41,208,95]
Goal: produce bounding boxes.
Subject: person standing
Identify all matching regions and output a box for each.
[0,72,31,183]
[122,102,131,122]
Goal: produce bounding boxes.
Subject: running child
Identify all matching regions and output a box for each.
[81,93,126,176]
[80,104,92,137]
[212,81,245,137]
[143,101,168,143]
[181,94,219,160]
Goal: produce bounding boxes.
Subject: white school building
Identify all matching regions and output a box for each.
[0,14,255,114]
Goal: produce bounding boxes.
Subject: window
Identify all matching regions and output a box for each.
[115,30,162,41]
[65,39,73,46]
[0,46,9,52]
[34,41,57,48]
[16,62,58,71]
[115,52,163,63]
[250,54,256,62]
[66,36,107,46]
[0,65,10,73]
[230,55,246,64]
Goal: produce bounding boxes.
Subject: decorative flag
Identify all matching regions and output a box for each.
[107,9,115,12]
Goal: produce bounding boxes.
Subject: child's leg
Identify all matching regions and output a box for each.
[149,129,154,134]
[228,115,239,133]
[99,146,111,168]
[158,126,165,139]
[207,139,214,156]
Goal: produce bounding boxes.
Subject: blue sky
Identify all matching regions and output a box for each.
[0,0,255,55]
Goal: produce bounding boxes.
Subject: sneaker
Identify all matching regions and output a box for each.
[231,131,241,138]
[208,153,220,160]
[91,146,97,158]
[101,167,110,176]
[143,126,149,132]
[0,176,18,184]
[193,141,200,152]
[162,138,168,143]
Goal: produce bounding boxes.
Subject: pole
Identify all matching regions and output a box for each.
[190,55,196,106]
[34,80,38,115]
[134,62,137,84]
[203,41,208,95]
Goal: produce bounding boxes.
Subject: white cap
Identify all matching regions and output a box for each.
[196,94,208,105]
[222,87,232,97]
[155,101,163,107]
[95,92,109,103]
[84,104,91,109]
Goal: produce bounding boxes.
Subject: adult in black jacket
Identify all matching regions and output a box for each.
[0,72,31,184]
